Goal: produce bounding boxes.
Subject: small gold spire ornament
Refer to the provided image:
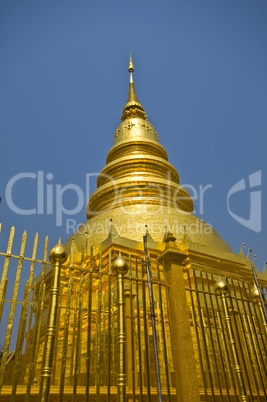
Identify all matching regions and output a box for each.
[121,53,146,121]
[128,53,134,72]
[49,238,68,264]
[129,53,134,84]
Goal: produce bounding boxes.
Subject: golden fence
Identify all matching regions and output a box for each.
[184,267,267,401]
[0,223,267,401]
[0,225,175,401]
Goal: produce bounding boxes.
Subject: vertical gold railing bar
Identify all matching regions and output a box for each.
[0,230,27,391]
[85,246,93,401]
[59,240,74,402]
[257,296,267,339]
[252,314,267,380]
[113,254,128,402]
[211,274,238,400]
[0,226,15,319]
[247,315,262,389]
[111,291,115,381]
[135,258,143,402]
[247,283,267,374]
[96,249,103,402]
[253,300,267,357]
[25,283,46,402]
[157,260,171,402]
[219,288,249,402]
[38,240,68,402]
[190,306,195,326]
[186,269,208,398]
[230,279,256,398]
[200,271,224,400]
[52,285,63,385]
[78,262,84,377]
[193,269,216,401]
[70,289,78,383]
[157,261,171,401]
[107,249,111,402]
[107,249,112,402]
[143,244,162,402]
[24,282,36,356]
[162,305,175,394]
[73,250,85,401]
[236,281,261,401]
[161,305,169,359]
[0,278,8,323]
[11,233,38,398]
[205,272,231,400]
[40,236,49,288]
[141,258,151,401]
[25,235,48,398]
[228,281,254,397]
[103,291,107,385]
[129,255,136,402]
[242,282,267,391]
[12,280,30,382]
[156,303,164,387]
[29,234,49,394]
[242,282,267,383]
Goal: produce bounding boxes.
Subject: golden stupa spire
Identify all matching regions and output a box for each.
[121,53,147,121]
[129,52,134,83]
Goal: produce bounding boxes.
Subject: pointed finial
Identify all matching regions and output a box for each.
[251,283,260,300]
[128,53,134,72]
[121,54,147,121]
[129,53,134,83]
[49,238,68,264]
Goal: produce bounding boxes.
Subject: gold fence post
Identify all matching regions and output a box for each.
[215,278,249,402]
[38,239,68,402]
[158,233,201,402]
[112,255,129,402]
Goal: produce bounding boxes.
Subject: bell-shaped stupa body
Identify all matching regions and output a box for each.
[67,56,231,254]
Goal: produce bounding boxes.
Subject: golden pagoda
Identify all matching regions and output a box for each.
[0,55,267,402]
[66,53,231,255]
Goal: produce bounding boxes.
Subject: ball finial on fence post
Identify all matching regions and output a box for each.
[112,255,128,402]
[112,255,129,275]
[39,238,68,402]
[49,238,68,264]
[214,278,229,295]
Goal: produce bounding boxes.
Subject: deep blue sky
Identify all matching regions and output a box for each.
[1,0,266,272]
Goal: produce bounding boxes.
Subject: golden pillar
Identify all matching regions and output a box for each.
[38,239,68,402]
[159,233,201,402]
[112,255,129,402]
[215,278,249,402]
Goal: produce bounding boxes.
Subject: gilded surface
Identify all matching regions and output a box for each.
[69,56,231,256]
[1,56,267,402]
